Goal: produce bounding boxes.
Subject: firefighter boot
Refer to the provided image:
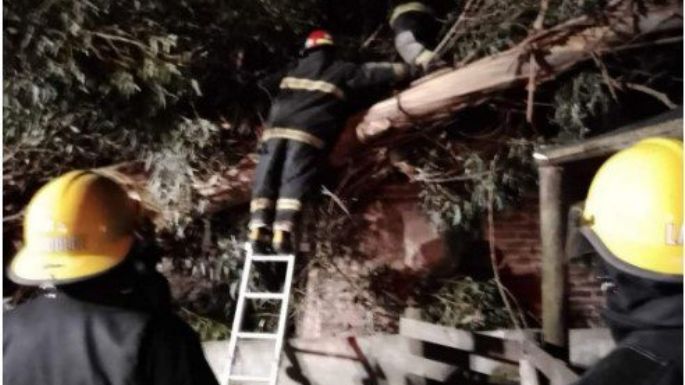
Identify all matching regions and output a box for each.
[273,230,295,255]
[249,227,274,255]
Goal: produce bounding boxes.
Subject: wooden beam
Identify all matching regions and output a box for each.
[519,358,541,385]
[400,318,522,376]
[400,317,525,363]
[520,339,579,385]
[387,353,460,382]
[402,308,427,385]
[534,110,683,165]
[390,345,519,379]
[469,355,518,377]
[400,317,475,351]
[539,166,567,349]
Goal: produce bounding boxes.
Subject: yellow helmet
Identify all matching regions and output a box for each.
[581,137,683,282]
[9,170,139,285]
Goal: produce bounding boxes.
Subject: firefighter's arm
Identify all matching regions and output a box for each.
[257,68,288,100]
[395,31,434,68]
[346,62,415,90]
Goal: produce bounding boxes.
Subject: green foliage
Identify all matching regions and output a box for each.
[446,0,607,65]
[179,307,232,341]
[422,277,513,330]
[4,0,370,219]
[551,72,612,141]
[407,131,537,232]
[3,0,189,220]
[145,118,231,231]
[447,0,539,63]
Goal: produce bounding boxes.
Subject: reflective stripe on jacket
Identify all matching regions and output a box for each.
[264,48,408,147]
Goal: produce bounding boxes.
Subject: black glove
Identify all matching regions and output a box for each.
[408,64,424,79]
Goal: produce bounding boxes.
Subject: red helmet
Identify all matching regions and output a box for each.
[304,29,334,50]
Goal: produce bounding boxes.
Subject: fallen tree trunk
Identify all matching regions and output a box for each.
[105,0,682,219]
[330,0,683,163]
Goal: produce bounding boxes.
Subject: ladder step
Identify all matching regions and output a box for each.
[244,292,286,300]
[251,255,292,262]
[237,332,278,340]
[228,374,271,382]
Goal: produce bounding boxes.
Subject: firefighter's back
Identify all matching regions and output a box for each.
[4,294,151,385]
[268,48,355,145]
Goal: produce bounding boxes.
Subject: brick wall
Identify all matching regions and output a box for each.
[296,184,449,338]
[296,262,378,338]
[297,188,605,338]
[487,196,604,327]
[486,198,543,324]
[568,264,605,327]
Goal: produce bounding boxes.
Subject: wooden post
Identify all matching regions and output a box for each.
[519,359,540,385]
[402,307,427,385]
[403,307,425,356]
[539,166,567,349]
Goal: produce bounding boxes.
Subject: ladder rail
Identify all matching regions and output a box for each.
[222,249,255,385]
[269,254,295,385]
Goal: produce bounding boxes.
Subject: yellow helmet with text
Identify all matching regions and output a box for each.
[580,137,683,282]
[9,170,139,285]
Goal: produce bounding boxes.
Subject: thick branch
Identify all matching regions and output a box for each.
[333,1,681,159]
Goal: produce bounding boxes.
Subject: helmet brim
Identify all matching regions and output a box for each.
[8,236,134,286]
[579,227,682,283]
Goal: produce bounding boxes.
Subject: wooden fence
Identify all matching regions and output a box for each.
[392,317,580,385]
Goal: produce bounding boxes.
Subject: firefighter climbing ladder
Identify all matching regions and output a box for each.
[222,244,295,385]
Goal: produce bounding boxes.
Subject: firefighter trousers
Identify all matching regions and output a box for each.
[249,138,323,232]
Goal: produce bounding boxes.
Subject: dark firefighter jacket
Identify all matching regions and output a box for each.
[260,47,410,150]
[3,258,218,385]
[572,261,683,385]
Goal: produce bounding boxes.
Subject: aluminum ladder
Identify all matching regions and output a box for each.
[222,244,295,385]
